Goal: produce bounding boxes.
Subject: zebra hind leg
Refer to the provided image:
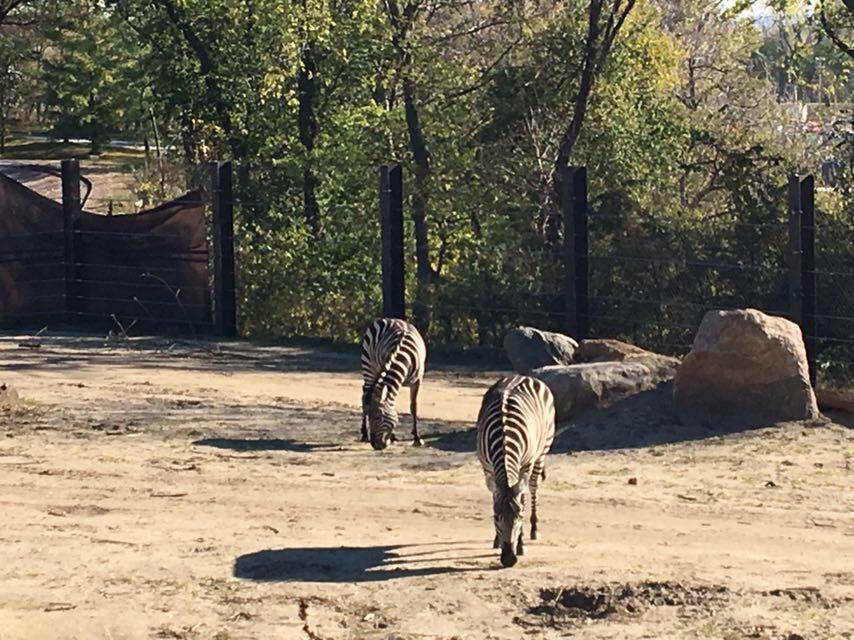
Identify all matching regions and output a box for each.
[360,382,372,442]
[516,533,524,556]
[410,381,424,447]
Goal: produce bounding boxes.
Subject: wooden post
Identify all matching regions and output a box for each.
[563,166,589,338]
[788,174,803,327]
[379,164,405,319]
[800,175,816,386]
[210,161,237,337]
[61,158,80,321]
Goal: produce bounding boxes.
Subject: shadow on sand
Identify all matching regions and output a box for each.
[234,543,491,583]
[428,383,837,454]
[193,437,343,453]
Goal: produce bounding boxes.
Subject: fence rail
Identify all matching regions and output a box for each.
[380,163,853,386]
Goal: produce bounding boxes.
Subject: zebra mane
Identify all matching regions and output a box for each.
[500,377,523,489]
[485,375,525,491]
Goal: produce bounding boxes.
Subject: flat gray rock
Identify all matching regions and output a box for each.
[532,353,679,422]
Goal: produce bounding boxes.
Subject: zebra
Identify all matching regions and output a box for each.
[360,318,427,450]
[476,375,555,567]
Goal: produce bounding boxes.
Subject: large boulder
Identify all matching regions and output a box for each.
[504,326,578,374]
[673,309,819,422]
[532,349,680,421]
[575,338,651,363]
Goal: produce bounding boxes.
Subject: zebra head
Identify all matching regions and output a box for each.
[493,480,526,567]
[368,385,398,450]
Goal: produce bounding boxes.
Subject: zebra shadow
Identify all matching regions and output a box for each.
[234,543,491,583]
[193,438,342,453]
[427,426,477,453]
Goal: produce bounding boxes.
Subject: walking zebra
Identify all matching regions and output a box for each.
[361,318,427,450]
[476,375,555,567]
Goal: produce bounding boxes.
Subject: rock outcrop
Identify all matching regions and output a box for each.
[504,326,578,373]
[532,343,679,421]
[673,309,819,423]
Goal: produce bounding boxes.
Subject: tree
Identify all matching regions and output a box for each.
[552,0,638,195]
[42,1,139,153]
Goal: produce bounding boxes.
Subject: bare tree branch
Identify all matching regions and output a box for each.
[819,2,854,60]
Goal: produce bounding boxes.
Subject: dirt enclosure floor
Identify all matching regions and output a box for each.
[0,333,852,640]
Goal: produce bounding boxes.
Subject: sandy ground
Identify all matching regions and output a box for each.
[0,333,852,640]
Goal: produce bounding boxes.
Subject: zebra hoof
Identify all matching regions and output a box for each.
[413,437,424,447]
[531,529,538,541]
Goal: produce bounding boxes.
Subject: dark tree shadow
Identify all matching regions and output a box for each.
[193,438,341,453]
[234,544,489,583]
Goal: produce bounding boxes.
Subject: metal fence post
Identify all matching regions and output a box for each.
[61,158,80,322]
[379,164,405,319]
[788,174,803,327]
[210,161,237,337]
[800,175,817,386]
[563,166,589,338]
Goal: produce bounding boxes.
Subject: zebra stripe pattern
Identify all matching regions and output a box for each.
[476,375,555,567]
[360,318,427,450]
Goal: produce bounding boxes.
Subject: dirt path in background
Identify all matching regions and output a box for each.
[0,161,138,213]
[1,334,852,640]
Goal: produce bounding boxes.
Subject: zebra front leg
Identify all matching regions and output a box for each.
[493,533,500,549]
[410,380,423,447]
[530,460,544,540]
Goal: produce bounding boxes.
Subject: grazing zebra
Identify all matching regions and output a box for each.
[476,375,555,567]
[360,318,427,450]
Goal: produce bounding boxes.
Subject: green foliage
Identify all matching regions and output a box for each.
[1,0,850,363]
[41,1,142,152]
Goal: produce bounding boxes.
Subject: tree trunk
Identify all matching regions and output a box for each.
[179,109,197,171]
[402,76,432,334]
[0,87,6,156]
[154,0,250,194]
[298,36,321,237]
[549,0,637,238]
[385,0,433,335]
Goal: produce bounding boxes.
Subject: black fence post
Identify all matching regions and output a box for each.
[788,174,803,328]
[210,161,237,337]
[379,164,405,319]
[800,175,817,386]
[562,166,589,338]
[61,158,80,322]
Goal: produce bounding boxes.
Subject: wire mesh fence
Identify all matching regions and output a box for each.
[814,207,854,387]
[386,166,851,386]
[0,163,216,335]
